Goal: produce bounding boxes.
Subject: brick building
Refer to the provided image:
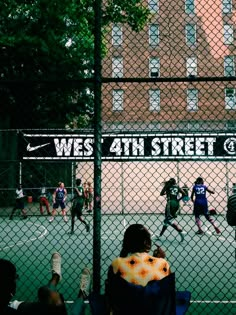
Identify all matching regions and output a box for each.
[102,0,236,132]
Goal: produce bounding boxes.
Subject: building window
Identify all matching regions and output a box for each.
[224,56,235,76]
[186,24,196,46]
[112,89,124,111]
[187,89,198,111]
[148,0,159,13]
[225,88,236,109]
[185,0,195,14]
[112,24,123,46]
[224,24,234,45]
[149,24,159,46]
[222,0,232,14]
[149,89,160,111]
[149,57,160,77]
[186,57,197,76]
[112,57,123,78]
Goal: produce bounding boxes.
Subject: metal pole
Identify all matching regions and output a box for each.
[19,161,22,185]
[121,163,124,215]
[93,0,102,293]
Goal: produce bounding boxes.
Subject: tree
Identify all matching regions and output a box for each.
[0,0,150,129]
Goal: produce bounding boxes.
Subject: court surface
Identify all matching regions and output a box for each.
[0,213,235,314]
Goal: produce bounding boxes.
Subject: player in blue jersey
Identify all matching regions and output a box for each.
[49,182,68,223]
[158,178,186,242]
[191,177,221,235]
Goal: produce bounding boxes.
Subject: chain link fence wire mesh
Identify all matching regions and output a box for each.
[0,0,236,314]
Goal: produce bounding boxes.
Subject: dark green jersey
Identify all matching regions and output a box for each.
[74,185,84,205]
[166,184,180,201]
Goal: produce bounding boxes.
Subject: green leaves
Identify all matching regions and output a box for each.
[0,0,150,128]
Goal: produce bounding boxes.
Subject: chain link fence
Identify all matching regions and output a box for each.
[0,0,236,314]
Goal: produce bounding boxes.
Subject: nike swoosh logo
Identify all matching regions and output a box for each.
[27,143,50,152]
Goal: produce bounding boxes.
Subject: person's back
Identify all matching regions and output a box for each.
[168,184,180,201]
[227,192,236,226]
[192,184,207,203]
[106,224,173,315]
[0,259,18,315]
[110,252,170,287]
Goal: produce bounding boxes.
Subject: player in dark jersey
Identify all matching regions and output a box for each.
[49,182,68,223]
[158,178,185,242]
[70,178,90,234]
[191,177,221,235]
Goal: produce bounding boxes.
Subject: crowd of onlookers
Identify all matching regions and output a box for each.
[1,223,190,315]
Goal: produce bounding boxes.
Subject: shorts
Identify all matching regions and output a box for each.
[182,196,190,202]
[193,201,208,217]
[165,200,179,218]
[15,198,25,210]
[71,200,83,218]
[53,200,65,210]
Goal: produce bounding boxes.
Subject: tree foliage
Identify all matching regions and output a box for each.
[0,0,150,129]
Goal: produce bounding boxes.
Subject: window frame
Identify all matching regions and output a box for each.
[149,24,159,46]
[186,56,197,76]
[148,0,159,13]
[187,89,199,112]
[149,89,161,111]
[224,24,234,45]
[112,57,123,78]
[112,24,123,46]
[149,57,160,77]
[112,89,124,111]
[225,88,236,109]
[224,56,235,76]
[185,23,196,46]
[185,0,195,15]
[222,0,232,14]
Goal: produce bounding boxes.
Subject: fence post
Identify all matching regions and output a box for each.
[93,0,102,294]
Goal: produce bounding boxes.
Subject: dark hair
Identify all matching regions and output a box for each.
[120,224,152,257]
[76,178,82,186]
[0,259,17,303]
[164,178,176,191]
[195,177,204,185]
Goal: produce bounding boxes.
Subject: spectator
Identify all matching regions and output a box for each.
[9,253,92,315]
[0,258,18,314]
[226,184,236,227]
[106,224,171,314]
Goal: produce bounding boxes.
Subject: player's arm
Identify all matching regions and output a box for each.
[52,190,56,203]
[74,187,83,196]
[178,187,186,200]
[206,187,214,194]
[160,186,166,196]
[190,189,195,202]
[63,188,68,201]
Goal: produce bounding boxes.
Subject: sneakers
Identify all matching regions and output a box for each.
[49,216,54,222]
[86,223,90,233]
[196,230,204,235]
[215,227,221,234]
[64,215,68,222]
[51,252,62,281]
[79,268,91,299]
